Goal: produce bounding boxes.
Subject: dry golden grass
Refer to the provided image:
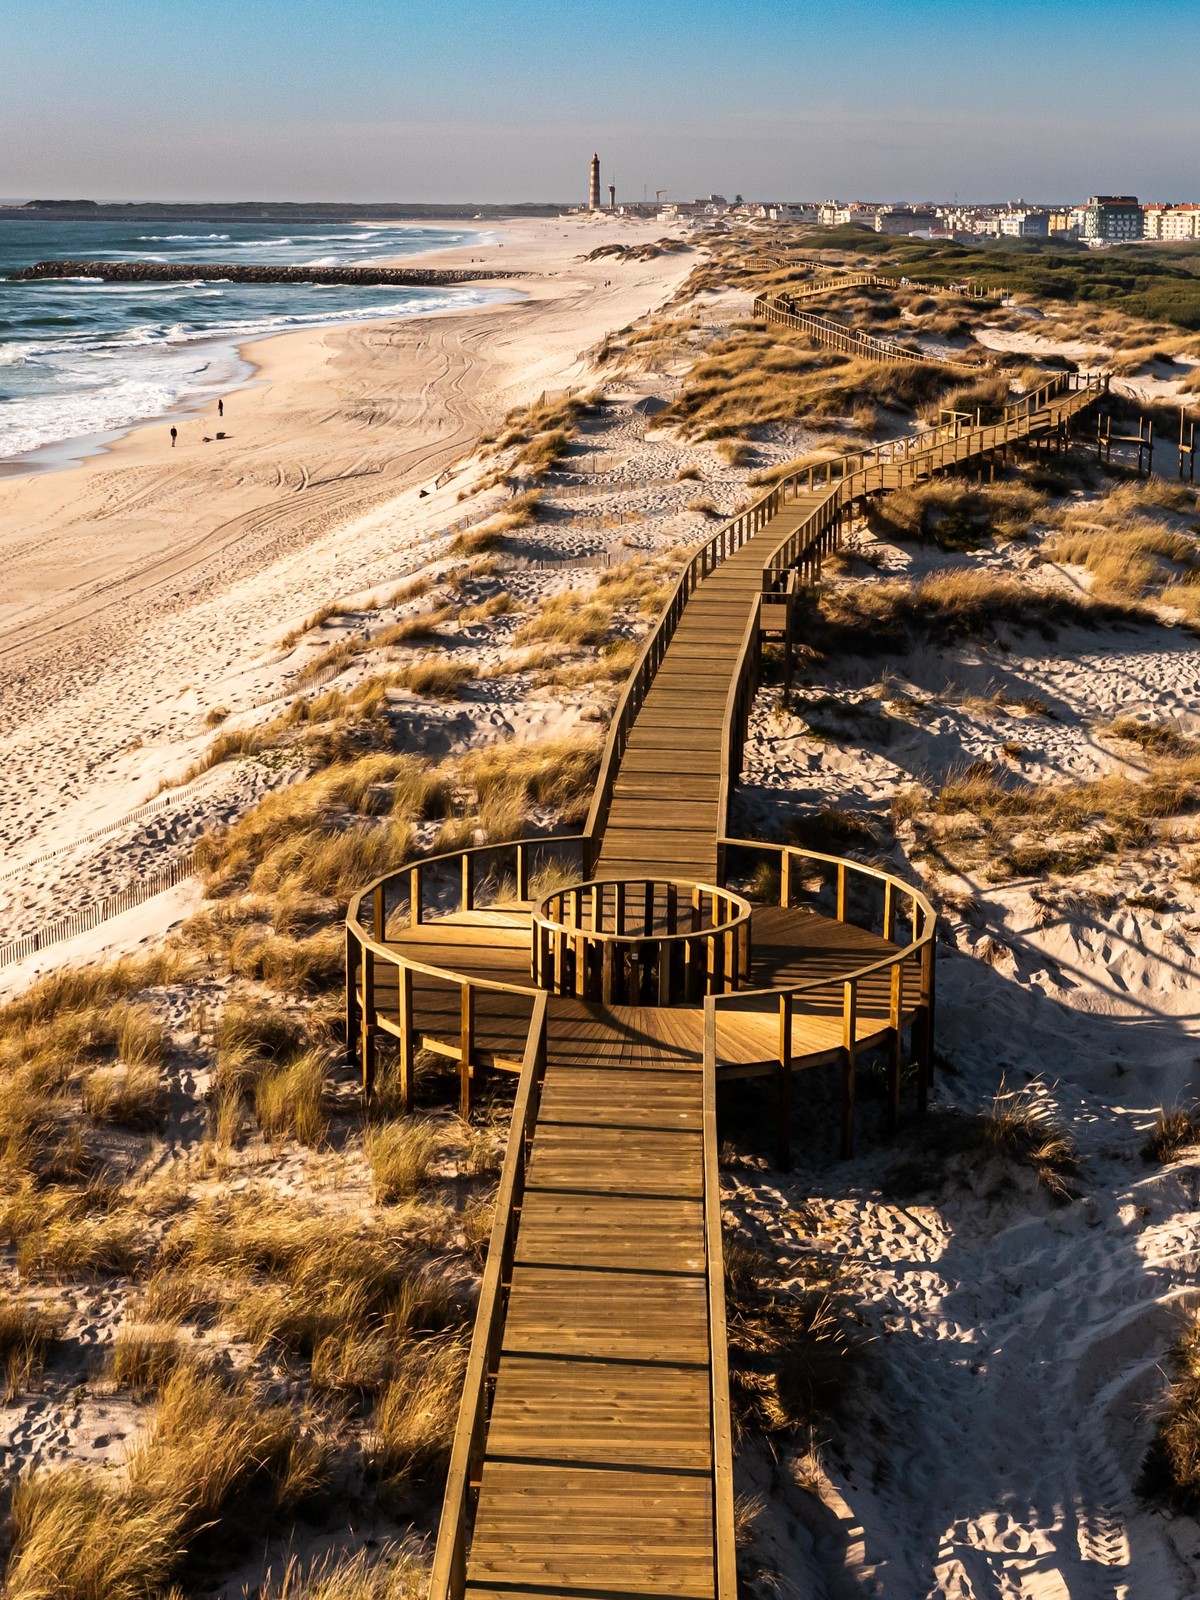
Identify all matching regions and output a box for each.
[3,1189,154,1280]
[371,1337,466,1484]
[1103,717,1200,760]
[291,607,456,688]
[365,1118,448,1203]
[1141,1313,1200,1509]
[255,1049,329,1146]
[1044,517,1197,601]
[106,1321,186,1396]
[983,1079,1079,1198]
[667,321,969,439]
[820,569,1134,650]
[1143,1105,1200,1164]
[873,480,1049,548]
[389,658,475,698]
[6,1467,185,1600]
[81,1059,164,1131]
[259,1545,426,1600]
[0,1298,63,1397]
[513,590,614,648]
[919,755,1200,881]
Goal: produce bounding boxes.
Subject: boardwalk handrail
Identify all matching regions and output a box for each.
[429,987,550,1599]
[344,834,585,1101]
[702,1001,737,1599]
[753,293,985,372]
[744,258,1008,301]
[711,839,939,1152]
[583,481,794,849]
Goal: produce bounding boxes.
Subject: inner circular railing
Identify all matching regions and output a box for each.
[531,877,752,1006]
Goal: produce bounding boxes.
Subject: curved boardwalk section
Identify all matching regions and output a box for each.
[342,264,1111,1599]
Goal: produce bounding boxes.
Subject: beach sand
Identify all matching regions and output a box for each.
[0,214,693,886]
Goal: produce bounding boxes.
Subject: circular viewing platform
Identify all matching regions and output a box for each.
[531,878,752,1005]
[344,833,935,1138]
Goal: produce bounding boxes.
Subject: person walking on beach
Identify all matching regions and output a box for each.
[170,426,177,448]
[217,398,223,418]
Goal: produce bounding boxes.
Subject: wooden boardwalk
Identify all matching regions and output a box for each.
[464,1002,723,1599]
[371,278,1111,1599]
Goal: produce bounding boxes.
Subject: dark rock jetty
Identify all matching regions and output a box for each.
[10,261,523,285]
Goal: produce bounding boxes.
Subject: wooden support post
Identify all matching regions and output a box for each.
[780,849,792,909]
[777,993,793,1171]
[602,939,617,1005]
[459,984,475,1120]
[515,843,529,903]
[410,864,422,927]
[836,861,847,922]
[615,880,626,937]
[373,884,385,943]
[362,950,376,1096]
[887,963,902,1133]
[398,963,415,1113]
[841,980,858,1159]
[461,852,474,913]
[344,924,360,1068]
[917,935,936,1113]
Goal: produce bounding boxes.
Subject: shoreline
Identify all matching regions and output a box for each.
[0,213,694,876]
[0,220,503,481]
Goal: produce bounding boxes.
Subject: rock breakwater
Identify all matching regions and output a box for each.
[10,261,523,285]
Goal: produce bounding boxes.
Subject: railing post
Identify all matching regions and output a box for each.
[459,983,475,1119]
[516,842,529,903]
[344,923,360,1068]
[462,852,474,913]
[399,963,415,1113]
[841,979,857,1159]
[777,992,792,1170]
[410,864,423,928]
[888,963,902,1132]
[836,862,847,921]
[362,945,376,1096]
[373,884,385,943]
[918,933,936,1113]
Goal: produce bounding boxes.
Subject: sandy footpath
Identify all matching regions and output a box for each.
[0,215,693,884]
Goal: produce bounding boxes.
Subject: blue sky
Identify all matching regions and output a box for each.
[3,0,1197,202]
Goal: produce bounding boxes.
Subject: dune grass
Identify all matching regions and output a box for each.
[0,1299,63,1398]
[819,568,1136,651]
[1141,1313,1200,1510]
[914,754,1200,881]
[1143,1105,1200,1164]
[371,1337,466,1486]
[365,1118,447,1203]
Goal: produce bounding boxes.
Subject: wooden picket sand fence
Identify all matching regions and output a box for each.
[343,265,1110,1600]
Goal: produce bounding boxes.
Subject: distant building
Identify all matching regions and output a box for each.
[1143,203,1200,240]
[589,153,600,211]
[998,209,1050,238]
[767,204,819,223]
[1048,209,1078,237]
[1082,196,1142,241]
[875,207,939,235]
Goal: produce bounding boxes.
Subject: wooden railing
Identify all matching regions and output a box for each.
[753,292,985,372]
[711,839,938,1155]
[428,987,550,1599]
[531,877,752,1004]
[583,486,793,850]
[344,834,585,1103]
[745,257,1008,301]
[701,1016,737,1600]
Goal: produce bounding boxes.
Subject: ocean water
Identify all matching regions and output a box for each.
[0,219,501,469]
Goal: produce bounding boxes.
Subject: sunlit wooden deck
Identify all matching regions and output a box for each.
[343,272,1111,1600]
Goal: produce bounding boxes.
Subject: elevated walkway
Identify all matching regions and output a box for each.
[342,269,1109,1600]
